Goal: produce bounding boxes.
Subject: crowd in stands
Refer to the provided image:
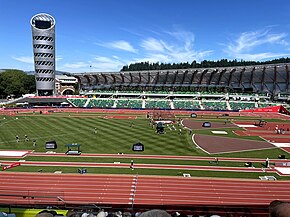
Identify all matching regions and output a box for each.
[29,209,232,217]
[7,201,288,217]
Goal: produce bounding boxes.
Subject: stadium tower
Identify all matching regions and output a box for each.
[30,13,56,96]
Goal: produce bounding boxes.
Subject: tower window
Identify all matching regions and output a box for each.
[35,20,51,29]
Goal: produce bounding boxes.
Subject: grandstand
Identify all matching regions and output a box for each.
[65,95,283,111]
[172,99,200,110]
[74,63,290,96]
[4,63,290,112]
[64,91,281,111]
[28,63,279,111]
[116,99,143,109]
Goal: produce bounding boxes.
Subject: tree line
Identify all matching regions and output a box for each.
[120,57,290,71]
[0,69,35,99]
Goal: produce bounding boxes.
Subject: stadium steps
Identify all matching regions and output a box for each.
[3,95,31,105]
[226,101,231,110]
[199,100,204,110]
[170,100,174,109]
[84,98,90,107]
[67,98,87,107]
[112,99,117,108]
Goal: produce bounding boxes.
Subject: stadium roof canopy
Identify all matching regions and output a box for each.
[73,63,290,95]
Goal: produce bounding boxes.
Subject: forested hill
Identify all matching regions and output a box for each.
[120,57,290,71]
[0,69,35,98]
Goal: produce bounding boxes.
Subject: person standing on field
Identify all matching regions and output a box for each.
[130,160,134,170]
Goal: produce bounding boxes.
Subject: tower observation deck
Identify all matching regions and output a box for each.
[31,13,56,96]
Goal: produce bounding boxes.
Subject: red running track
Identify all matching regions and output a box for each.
[0,172,290,207]
[0,173,135,206]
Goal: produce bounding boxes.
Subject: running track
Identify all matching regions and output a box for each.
[0,172,290,208]
[1,108,290,213]
[3,152,290,175]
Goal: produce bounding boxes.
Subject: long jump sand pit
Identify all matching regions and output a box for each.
[193,134,275,154]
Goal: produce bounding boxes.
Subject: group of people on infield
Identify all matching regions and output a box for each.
[15,135,36,147]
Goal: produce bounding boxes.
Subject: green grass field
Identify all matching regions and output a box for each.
[0,114,194,155]
[1,112,290,179]
[0,112,283,155]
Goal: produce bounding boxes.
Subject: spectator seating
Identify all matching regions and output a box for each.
[116,99,143,109]
[229,101,256,110]
[67,96,278,111]
[145,100,171,109]
[67,98,88,107]
[86,99,114,108]
[202,101,228,110]
[173,100,200,110]
[258,102,277,108]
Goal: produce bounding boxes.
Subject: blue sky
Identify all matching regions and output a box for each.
[1,0,290,73]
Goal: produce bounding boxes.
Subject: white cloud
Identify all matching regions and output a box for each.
[62,62,89,69]
[56,56,63,61]
[232,52,290,61]
[133,54,170,64]
[94,56,114,62]
[13,55,63,64]
[96,40,137,53]
[166,30,195,52]
[12,56,34,64]
[224,29,290,60]
[139,30,213,63]
[141,38,165,52]
[119,28,144,37]
[59,56,126,73]
[92,56,126,72]
[61,28,213,73]
[93,29,212,69]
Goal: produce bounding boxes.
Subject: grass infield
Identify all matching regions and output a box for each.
[0,112,289,179]
[4,165,287,180]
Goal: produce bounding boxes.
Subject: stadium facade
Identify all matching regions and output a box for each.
[74,63,290,96]
[31,13,56,96]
